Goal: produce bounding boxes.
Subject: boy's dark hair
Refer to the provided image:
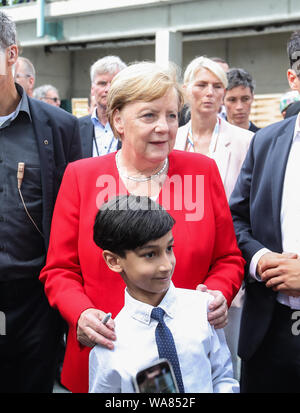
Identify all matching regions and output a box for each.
[93,195,175,257]
[287,31,300,73]
[226,68,255,93]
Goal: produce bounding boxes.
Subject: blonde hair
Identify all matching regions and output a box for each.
[107,61,184,138]
[183,56,228,88]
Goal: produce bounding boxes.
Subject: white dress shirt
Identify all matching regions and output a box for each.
[250,114,300,309]
[89,282,239,393]
[91,108,118,157]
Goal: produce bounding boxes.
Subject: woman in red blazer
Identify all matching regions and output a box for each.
[40,62,244,393]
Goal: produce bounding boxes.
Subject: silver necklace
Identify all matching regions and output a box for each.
[115,151,169,182]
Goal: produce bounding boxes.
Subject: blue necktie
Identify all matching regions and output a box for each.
[151,307,185,393]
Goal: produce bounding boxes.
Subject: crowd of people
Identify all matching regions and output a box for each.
[1,8,300,394]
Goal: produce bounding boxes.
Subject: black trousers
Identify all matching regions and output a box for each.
[240,301,300,393]
[0,278,63,393]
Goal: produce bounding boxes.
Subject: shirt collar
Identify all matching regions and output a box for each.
[14,83,32,121]
[91,107,112,131]
[124,281,177,325]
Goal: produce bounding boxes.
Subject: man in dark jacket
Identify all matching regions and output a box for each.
[229,31,300,392]
[79,55,126,158]
[0,11,82,393]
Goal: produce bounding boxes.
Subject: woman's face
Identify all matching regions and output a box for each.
[185,67,225,116]
[113,88,179,167]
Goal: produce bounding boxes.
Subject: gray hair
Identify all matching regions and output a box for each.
[90,55,127,83]
[226,68,255,94]
[0,11,17,50]
[17,56,35,79]
[33,84,59,100]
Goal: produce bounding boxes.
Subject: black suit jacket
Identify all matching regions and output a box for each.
[229,115,296,360]
[28,98,82,249]
[78,115,121,158]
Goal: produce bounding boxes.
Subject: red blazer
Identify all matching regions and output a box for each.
[40,150,244,393]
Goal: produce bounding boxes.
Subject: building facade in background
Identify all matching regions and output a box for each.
[4,0,300,124]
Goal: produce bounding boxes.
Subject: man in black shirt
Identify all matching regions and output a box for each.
[0,11,82,392]
[224,68,260,133]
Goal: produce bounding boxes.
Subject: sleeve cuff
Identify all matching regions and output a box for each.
[249,248,271,281]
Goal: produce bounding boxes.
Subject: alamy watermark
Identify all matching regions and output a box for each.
[0,311,6,336]
[95,174,205,222]
[291,311,300,336]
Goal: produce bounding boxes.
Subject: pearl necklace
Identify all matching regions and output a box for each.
[115,151,169,182]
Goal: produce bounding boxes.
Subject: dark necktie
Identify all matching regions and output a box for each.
[151,307,185,393]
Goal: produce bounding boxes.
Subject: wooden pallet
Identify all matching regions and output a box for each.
[250,93,283,128]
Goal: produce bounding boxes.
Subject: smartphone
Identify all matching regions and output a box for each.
[132,359,179,393]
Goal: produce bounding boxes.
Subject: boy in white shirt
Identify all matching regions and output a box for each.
[89,194,239,393]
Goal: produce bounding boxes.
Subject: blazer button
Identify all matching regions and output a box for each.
[44,139,49,145]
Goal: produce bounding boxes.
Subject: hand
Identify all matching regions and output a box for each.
[262,257,300,297]
[257,252,298,277]
[196,284,228,329]
[77,308,116,349]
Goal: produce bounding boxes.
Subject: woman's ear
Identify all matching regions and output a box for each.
[102,250,123,273]
[112,109,124,136]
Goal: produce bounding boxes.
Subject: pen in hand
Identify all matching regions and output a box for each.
[102,312,112,325]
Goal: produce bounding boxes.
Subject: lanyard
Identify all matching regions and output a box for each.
[185,117,220,154]
[93,132,115,157]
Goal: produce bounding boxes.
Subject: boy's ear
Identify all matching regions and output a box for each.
[102,250,123,273]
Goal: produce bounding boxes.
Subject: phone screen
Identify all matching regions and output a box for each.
[134,359,178,393]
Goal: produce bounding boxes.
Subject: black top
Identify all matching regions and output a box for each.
[0,84,45,281]
[249,121,260,133]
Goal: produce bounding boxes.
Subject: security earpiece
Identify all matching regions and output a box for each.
[17,162,44,238]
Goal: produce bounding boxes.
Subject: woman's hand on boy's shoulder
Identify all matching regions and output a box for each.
[77,308,116,349]
[196,285,228,329]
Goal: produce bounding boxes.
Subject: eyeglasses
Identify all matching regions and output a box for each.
[45,97,60,103]
[15,74,31,79]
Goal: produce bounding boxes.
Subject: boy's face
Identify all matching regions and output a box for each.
[119,230,176,306]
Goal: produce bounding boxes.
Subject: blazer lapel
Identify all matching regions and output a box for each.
[271,119,295,248]
[29,101,54,247]
[212,121,231,183]
[175,121,190,150]
[80,117,94,157]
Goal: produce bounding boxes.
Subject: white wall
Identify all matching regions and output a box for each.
[20,31,292,101]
